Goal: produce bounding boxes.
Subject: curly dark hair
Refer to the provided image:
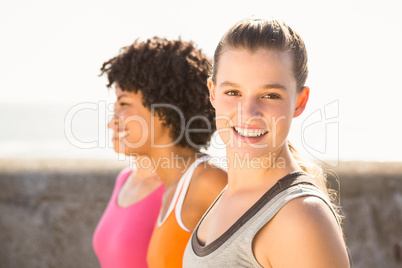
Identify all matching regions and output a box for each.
[100,37,215,150]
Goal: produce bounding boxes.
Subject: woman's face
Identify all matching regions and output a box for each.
[108,86,167,156]
[209,48,308,159]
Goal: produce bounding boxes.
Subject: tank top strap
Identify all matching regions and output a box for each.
[112,168,135,202]
[252,184,338,232]
[174,155,210,232]
[243,184,341,267]
[157,155,210,227]
[176,155,211,205]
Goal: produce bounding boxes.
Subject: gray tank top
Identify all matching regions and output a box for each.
[183,172,341,268]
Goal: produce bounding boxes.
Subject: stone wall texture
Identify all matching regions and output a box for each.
[0,159,401,268]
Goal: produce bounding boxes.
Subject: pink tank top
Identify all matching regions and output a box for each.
[93,168,164,268]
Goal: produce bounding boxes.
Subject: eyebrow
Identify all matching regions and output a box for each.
[218,81,242,89]
[219,81,287,91]
[117,94,128,101]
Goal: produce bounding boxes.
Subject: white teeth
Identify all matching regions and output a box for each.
[234,127,268,137]
[118,131,127,139]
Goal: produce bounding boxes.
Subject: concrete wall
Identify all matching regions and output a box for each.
[0,159,401,268]
[326,162,402,268]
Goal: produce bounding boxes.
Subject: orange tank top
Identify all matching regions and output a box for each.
[147,156,209,268]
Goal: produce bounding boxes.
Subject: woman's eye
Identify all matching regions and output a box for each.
[225,91,241,96]
[119,102,128,106]
[263,93,280,99]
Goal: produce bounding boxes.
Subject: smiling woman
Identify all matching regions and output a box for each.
[183,17,350,268]
[92,37,227,268]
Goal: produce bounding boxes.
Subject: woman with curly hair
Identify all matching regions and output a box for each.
[92,37,227,268]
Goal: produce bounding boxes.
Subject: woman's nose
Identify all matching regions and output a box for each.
[108,115,118,129]
[239,97,262,121]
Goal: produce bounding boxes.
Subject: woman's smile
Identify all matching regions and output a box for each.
[232,125,269,144]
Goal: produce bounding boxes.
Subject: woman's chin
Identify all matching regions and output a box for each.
[111,144,127,155]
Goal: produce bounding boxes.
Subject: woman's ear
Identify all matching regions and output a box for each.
[293,87,310,118]
[207,77,216,108]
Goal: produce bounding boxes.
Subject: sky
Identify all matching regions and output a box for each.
[0,0,401,162]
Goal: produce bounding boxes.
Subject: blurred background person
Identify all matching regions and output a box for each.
[95,37,227,268]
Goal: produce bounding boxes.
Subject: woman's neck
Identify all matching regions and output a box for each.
[146,146,201,188]
[224,145,301,193]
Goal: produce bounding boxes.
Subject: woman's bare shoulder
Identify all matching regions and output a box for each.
[254,196,349,268]
[190,163,227,199]
[180,162,228,231]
